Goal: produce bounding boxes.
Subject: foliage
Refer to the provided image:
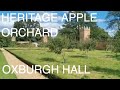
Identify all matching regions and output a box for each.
[106,11,120,30]
[58,11,110,49]
[106,11,120,54]
[78,39,96,51]
[90,27,110,41]
[0,33,12,47]
[13,19,42,42]
[62,11,97,41]
[48,37,64,54]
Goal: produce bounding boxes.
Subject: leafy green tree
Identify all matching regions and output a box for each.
[48,37,64,54]
[58,28,77,48]
[112,38,120,56]
[106,11,120,54]
[62,11,97,41]
[13,19,42,42]
[61,11,109,41]
[78,39,96,52]
[106,11,120,30]
[0,32,11,47]
[90,27,110,41]
[59,11,109,50]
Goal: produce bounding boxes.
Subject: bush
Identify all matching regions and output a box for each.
[67,41,77,49]
[88,39,96,51]
[9,42,17,47]
[38,42,48,47]
[78,39,96,51]
[0,35,11,47]
[48,37,64,54]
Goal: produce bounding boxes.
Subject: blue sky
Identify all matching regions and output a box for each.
[88,11,108,29]
[0,11,115,36]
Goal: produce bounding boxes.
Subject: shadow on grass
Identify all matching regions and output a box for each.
[112,55,120,61]
[63,49,75,52]
[105,55,113,58]
[46,50,53,52]
[101,51,111,53]
[69,55,88,58]
[105,54,120,61]
[91,66,120,77]
[39,57,60,63]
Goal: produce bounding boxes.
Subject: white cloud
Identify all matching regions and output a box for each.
[57,16,64,22]
[40,22,63,29]
[105,29,116,36]
[0,15,15,31]
[97,19,106,22]
[0,11,65,32]
[23,11,63,25]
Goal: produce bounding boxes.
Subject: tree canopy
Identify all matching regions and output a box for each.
[106,11,120,30]
[59,11,110,41]
[0,32,11,47]
[13,19,42,42]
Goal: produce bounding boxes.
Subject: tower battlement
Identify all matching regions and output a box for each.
[79,26,90,30]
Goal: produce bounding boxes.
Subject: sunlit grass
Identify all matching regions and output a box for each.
[7,48,120,79]
[0,50,16,79]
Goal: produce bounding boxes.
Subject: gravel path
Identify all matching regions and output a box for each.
[1,48,47,79]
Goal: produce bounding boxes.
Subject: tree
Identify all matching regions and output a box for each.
[106,11,120,30]
[59,11,109,50]
[58,28,77,48]
[13,19,42,42]
[48,37,64,54]
[90,27,110,41]
[61,11,109,41]
[0,32,11,47]
[106,11,120,41]
[106,11,120,54]
[62,11,97,41]
[78,39,96,52]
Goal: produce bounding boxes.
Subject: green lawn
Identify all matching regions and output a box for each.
[7,47,120,79]
[0,50,16,79]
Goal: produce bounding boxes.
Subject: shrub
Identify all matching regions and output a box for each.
[78,39,96,51]
[9,42,17,47]
[67,41,77,49]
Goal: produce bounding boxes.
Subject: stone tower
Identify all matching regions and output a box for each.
[80,26,90,41]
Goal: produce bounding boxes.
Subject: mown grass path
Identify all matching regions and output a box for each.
[1,48,46,79]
